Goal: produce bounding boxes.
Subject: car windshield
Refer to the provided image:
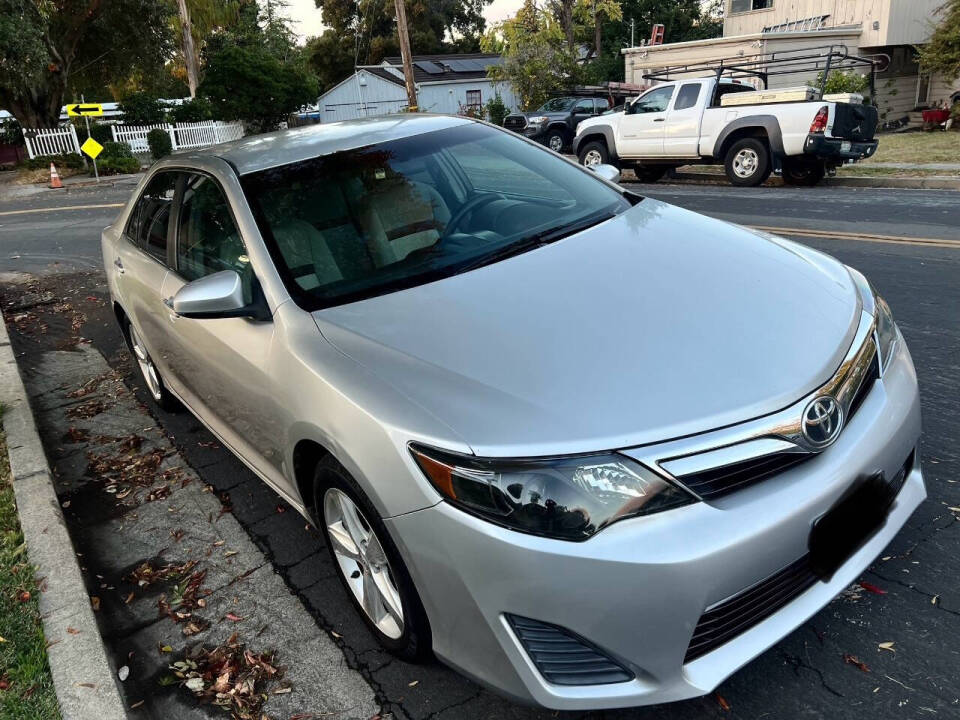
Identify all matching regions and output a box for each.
[536,98,577,112]
[241,122,632,310]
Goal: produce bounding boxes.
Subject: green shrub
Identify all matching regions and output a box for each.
[75,122,115,145]
[147,128,172,159]
[809,70,871,101]
[168,97,213,124]
[119,91,167,125]
[96,155,141,175]
[98,141,135,161]
[20,153,85,171]
[485,93,510,126]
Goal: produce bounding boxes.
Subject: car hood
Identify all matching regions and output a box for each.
[312,200,859,457]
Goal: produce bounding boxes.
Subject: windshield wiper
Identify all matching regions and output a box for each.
[458,210,616,273]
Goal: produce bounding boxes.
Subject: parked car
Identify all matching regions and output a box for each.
[574,76,879,186]
[504,96,607,152]
[104,114,923,710]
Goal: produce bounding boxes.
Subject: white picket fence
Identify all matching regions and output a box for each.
[20,120,244,160]
[21,125,81,159]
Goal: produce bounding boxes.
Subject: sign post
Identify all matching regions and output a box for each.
[78,96,101,182]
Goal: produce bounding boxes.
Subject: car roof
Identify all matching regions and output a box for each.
[209,114,473,175]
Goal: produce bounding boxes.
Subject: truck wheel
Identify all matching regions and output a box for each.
[545,130,566,153]
[633,165,667,183]
[724,138,771,187]
[782,158,826,187]
[578,141,609,167]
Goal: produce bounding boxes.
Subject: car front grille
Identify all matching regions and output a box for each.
[684,555,819,663]
[675,452,810,499]
[503,115,527,130]
[507,614,634,685]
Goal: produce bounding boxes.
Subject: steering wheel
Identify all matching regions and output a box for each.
[443,192,504,238]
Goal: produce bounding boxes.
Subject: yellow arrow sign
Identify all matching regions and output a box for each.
[67,103,103,117]
[81,137,104,159]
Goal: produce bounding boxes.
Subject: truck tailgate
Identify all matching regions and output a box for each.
[831,103,878,141]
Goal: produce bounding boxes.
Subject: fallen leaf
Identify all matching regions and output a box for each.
[272,686,292,694]
[76,682,96,689]
[66,627,81,635]
[843,654,870,672]
[859,582,888,595]
[716,693,731,711]
[225,612,244,622]
[90,596,100,611]
[0,636,6,643]
[223,550,238,558]
[408,680,419,687]
[129,700,144,709]
[118,666,130,682]
[932,595,939,605]
[878,641,895,653]
[160,645,172,653]
[185,677,205,692]
[18,591,31,602]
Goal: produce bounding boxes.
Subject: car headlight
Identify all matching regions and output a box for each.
[874,292,897,374]
[847,266,897,375]
[410,444,695,541]
[528,116,549,125]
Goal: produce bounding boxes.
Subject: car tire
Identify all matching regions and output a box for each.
[544,129,566,153]
[123,319,180,412]
[578,140,609,168]
[782,157,826,187]
[632,165,667,183]
[315,455,431,662]
[724,138,771,187]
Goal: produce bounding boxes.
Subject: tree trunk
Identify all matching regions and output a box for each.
[594,2,602,57]
[563,1,574,51]
[178,0,199,98]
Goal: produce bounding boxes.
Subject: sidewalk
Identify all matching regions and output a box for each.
[0,172,144,201]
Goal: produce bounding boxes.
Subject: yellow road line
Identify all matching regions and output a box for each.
[0,203,124,217]
[749,224,960,250]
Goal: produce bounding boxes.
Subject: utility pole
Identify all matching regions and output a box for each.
[630,18,635,48]
[393,0,418,111]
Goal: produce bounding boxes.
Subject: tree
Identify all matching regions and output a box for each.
[200,44,317,132]
[918,0,960,81]
[0,0,174,128]
[118,91,167,125]
[304,30,356,94]
[484,0,577,110]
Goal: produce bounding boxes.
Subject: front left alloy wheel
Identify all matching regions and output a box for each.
[316,456,431,661]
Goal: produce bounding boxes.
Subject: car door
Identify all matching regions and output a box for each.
[113,172,176,368]
[663,82,705,158]
[156,171,290,493]
[616,85,676,157]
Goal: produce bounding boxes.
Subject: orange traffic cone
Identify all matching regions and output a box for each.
[49,162,63,189]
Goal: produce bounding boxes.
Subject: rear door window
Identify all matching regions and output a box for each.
[127,172,177,264]
[673,84,702,111]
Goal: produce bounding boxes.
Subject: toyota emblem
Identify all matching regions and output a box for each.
[802,395,843,447]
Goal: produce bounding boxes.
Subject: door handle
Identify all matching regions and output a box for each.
[653,118,665,122]
[114,258,124,274]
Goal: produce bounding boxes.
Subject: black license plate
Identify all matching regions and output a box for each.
[808,472,897,580]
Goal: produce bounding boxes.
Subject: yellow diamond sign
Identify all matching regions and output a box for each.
[81,137,103,159]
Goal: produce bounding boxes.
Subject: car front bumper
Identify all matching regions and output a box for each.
[386,335,924,709]
[804,133,879,162]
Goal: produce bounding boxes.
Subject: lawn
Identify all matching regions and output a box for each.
[865,130,960,165]
[0,430,61,720]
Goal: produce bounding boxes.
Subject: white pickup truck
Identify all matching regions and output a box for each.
[572,75,879,187]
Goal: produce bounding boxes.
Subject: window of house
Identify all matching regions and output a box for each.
[465,89,481,111]
[731,0,772,13]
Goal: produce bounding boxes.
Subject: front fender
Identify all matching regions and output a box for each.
[572,124,619,161]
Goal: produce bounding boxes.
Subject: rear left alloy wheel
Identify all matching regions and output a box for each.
[125,321,180,411]
[316,456,431,661]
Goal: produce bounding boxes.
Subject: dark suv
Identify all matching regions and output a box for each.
[503,97,607,152]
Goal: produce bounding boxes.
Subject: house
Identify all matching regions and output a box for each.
[623,1,959,123]
[316,53,521,123]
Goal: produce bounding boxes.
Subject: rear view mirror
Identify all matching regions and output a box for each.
[172,270,269,320]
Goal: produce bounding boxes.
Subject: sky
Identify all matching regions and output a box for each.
[284,0,524,40]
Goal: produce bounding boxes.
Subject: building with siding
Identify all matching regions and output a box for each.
[622,1,959,123]
[317,53,521,123]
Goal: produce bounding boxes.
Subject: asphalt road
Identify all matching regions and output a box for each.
[1,178,959,719]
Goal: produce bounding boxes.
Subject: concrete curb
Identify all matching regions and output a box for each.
[668,170,960,190]
[0,315,128,720]
[0,173,144,202]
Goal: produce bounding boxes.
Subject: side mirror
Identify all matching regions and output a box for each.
[590,163,621,183]
[172,270,269,320]
[625,101,636,115]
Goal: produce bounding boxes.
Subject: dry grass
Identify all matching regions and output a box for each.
[866,131,960,165]
[14,166,85,185]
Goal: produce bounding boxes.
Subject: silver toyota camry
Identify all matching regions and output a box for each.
[102,115,923,709]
